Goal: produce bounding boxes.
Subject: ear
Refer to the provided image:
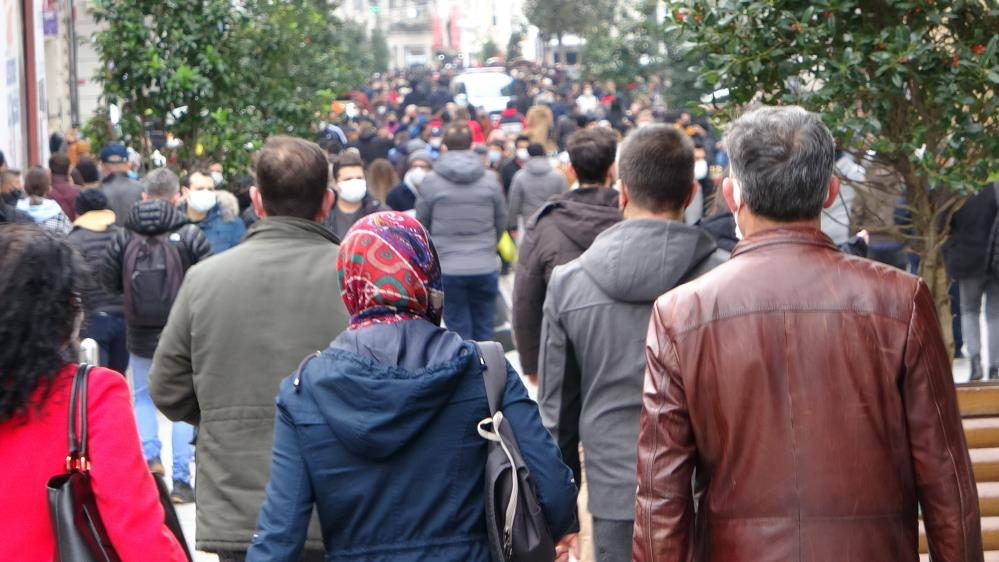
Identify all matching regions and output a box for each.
[315,188,336,222]
[721,177,740,214]
[182,186,191,198]
[822,175,840,209]
[251,186,267,219]
[684,181,699,211]
[169,192,182,206]
[618,181,629,210]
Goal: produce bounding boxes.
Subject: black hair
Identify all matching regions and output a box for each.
[527,143,546,157]
[75,158,100,183]
[515,134,530,146]
[566,128,618,185]
[0,149,5,168]
[255,136,330,220]
[0,224,85,422]
[618,124,695,213]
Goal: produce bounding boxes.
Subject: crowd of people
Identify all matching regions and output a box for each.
[0,62,996,562]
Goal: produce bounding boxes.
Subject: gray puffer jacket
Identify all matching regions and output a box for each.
[508,157,568,229]
[416,150,507,276]
[538,219,726,520]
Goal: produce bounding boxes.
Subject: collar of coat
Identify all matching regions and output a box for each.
[245,215,340,245]
[731,226,839,258]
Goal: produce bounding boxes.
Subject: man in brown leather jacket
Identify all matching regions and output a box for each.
[633,106,982,562]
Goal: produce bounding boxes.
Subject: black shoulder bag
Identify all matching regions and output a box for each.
[476,342,556,562]
[46,364,192,562]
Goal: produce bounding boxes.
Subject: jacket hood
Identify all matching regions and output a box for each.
[580,219,718,302]
[298,320,474,460]
[125,199,190,235]
[524,157,553,175]
[432,151,486,184]
[74,209,116,231]
[537,187,622,249]
[16,197,64,222]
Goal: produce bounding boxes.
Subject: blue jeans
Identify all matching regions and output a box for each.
[130,354,193,483]
[80,312,129,374]
[443,272,499,341]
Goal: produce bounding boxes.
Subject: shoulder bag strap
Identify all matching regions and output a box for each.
[476,341,508,415]
[67,364,92,470]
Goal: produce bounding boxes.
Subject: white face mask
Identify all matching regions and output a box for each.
[338,178,367,203]
[694,159,708,180]
[405,168,427,190]
[189,190,217,213]
[210,171,224,186]
[516,148,530,161]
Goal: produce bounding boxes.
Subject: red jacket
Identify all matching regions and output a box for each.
[0,364,187,561]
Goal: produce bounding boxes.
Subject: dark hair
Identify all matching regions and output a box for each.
[25,166,50,197]
[75,158,100,183]
[229,174,255,194]
[74,188,109,216]
[618,125,694,213]
[488,140,506,151]
[527,143,546,157]
[255,136,330,220]
[442,123,472,151]
[0,149,5,168]
[49,153,71,176]
[566,128,617,185]
[332,151,365,182]
[515,134,531,146]
[0,224,85,422]
[724,105,835,221]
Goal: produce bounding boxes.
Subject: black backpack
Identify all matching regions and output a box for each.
[122,231,185,328]
[476,341,557,562]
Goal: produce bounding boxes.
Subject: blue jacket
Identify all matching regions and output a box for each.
[194,203,246,253]
[247,319,578,561]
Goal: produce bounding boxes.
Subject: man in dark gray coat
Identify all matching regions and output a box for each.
[150,136,350,561]
[538,125,725,562]
[416,122,507,340]
[98,143,144,226]
[508,143,568,231]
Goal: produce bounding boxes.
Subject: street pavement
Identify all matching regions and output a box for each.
[161,274,985,560]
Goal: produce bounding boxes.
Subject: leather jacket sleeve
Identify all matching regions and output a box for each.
[633,302,696,562]
[904,281,983,561]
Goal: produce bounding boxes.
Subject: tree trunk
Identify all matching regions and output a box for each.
[557,33,566,67]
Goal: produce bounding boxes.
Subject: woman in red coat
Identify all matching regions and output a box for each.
[0,224,187,562]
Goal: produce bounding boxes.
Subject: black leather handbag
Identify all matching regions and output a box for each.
[46,364,193,562]
[46,364,122,562]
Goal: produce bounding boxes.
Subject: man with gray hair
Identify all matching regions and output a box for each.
[633,106,981,561]
[102,166,212,504]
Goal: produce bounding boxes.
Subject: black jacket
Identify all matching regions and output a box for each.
[386,181,417,212]
[512,187,622,375]
[350,130,394,166]
[945,184,998,280]
[67,211,125,315]
[103,200,212,357]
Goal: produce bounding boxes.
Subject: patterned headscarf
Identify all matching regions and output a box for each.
[337,211,444,329]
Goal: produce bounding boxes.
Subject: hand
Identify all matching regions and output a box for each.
[555,533,579,562]
[527,373,538,387]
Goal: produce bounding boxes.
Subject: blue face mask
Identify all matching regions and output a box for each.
[488,151,502,163]
[127,171,139,180]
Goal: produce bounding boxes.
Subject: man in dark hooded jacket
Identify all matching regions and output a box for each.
[539,125,725,562]
[513,128,622,382]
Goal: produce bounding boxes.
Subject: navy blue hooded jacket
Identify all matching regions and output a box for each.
[246,319,578,561]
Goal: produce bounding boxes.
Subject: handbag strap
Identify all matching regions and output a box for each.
[67,364,92,472]
[476,341,507,415]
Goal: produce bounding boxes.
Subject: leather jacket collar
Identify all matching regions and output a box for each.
[731,226,838,258]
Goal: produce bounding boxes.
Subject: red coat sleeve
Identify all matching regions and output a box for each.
[86,367,188,562]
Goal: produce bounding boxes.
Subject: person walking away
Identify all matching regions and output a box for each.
[945,183,999,380]
[508,143,569,234]
[323,151,387,241]
[0,224,187,562]
[150,136,351,561]
[246,211,578,561]
[16,166,72,235]
[416,123,507,341]
[182,170,246,253]
[540,125,725,562]
[387,150,432,213]
[67,189,128,374]
[633,106,981,561]
[98,143,144,227]
[48,152,81,220]
[76,157,102,189]
[366,158,399,205]
[513,127,622,385]
[102,168,212,504]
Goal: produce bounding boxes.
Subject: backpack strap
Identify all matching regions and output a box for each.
[476,341,508,415]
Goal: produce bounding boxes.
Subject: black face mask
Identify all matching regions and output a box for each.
[1,190,23,205]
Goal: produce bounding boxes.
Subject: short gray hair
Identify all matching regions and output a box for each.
[143,168,180,199]
[724,105,834,221]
